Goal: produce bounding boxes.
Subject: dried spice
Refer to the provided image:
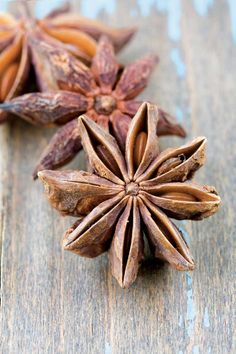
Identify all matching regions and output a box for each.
[0,3,136,122]
[38,102,221,288]
[0,36,186,177]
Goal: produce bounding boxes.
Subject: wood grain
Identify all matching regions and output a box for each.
[0,1,235,353]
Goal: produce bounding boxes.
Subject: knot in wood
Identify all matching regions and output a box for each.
[94,95,117,115]
[125,182,139,196]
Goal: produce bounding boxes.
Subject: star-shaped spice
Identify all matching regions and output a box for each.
[0,35,186,178]
[0,2,136,122]
[38,102,220,288]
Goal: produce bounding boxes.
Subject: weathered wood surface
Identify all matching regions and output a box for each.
[0,1,235,353]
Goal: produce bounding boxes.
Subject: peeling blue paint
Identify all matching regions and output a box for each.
[137,0,181,41]
[137,1,185,78]
[80,0,116,19]
[155,0,167,12]
[105,341,112,354]
[137,0,156,17]
[179,221,198,353]
[186,273,196,337]
[203,307,210,328]
[35,0,65,18]
[193,0,214,17]
[181,219,188,226]
[165,0,182,42]
[171,48,186,78]
[179,222,196,341]
[228,0,236,43]
[193,345,200,354]
[178,314,183,327]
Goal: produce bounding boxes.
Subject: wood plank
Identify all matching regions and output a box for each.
[0,1,235,353]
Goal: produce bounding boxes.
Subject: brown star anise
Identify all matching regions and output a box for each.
[38,102,220,288]
[0,2,136,122]
[0,35,185,178]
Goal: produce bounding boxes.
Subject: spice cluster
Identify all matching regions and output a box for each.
[0,2,221,288]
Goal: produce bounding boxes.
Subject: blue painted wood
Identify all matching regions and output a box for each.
[80,0,116,19]
[228,0,236,42]
[193,0,214,17]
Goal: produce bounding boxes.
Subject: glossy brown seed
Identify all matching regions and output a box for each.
[0,61,19,101]
[43,26,97,57]
[0,32,22,79]
[0,13,17,26]
[157,155,186,176]
[0,32,15,52]
[138,137,206,184]
[134,132,147,169]
[158,191,198,202]
[46,13,137,52]
[96,145,122,177]
[0,30,15,41]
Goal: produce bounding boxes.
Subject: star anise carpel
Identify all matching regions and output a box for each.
[0,35,186,178]
[38,102,221,288]
[0,2,136,122]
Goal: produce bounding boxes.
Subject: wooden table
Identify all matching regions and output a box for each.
[0,1,235,353]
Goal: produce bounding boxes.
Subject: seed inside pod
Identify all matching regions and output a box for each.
[157,154,186,176]
[158,191,199,202]
[0,61,19,101]
[134,132,147,169]
[96,144,121,177]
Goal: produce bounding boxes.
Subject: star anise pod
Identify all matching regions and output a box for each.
[0,2,136,122]
[0,35,186,177]
[38,102,220,288]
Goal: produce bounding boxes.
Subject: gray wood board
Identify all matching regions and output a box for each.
[0,1,235,353]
